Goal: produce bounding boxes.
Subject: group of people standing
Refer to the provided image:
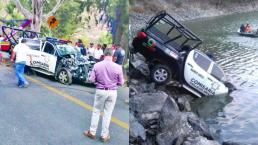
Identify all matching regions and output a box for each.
[9,37,126,142]
[75,39,125,65]
[75,39,126,142]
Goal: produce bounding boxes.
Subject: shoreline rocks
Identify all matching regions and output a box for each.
[129,77,219,145]
[128,53,243,145]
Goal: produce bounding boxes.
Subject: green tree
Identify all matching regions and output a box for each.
[94,0,129,45]
[13,0,64,31]
[98,31,112,44]
[42,0,82,38]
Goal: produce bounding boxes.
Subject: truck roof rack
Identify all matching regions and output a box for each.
[145,11,202,49]
[1,26,41,45]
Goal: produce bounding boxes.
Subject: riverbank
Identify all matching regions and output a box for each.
[129,0,258,37]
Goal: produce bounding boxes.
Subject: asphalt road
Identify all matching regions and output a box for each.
[0,63,129,145]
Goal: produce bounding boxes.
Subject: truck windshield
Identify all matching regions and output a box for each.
[57,45,80,56]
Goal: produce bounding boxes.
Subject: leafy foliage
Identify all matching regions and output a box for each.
[41,0,82,38]
[98,31,112,45]
[3,2,24,20]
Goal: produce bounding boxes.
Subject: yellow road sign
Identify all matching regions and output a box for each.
[47,16,59,29]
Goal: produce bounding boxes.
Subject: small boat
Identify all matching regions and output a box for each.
[237,29,258,37]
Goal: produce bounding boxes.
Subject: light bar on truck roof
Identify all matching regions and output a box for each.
[45,37,71,44]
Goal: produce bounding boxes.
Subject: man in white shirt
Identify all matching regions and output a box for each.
[93,44,103,62]
[10,39,30,88]
[88,43,95,61]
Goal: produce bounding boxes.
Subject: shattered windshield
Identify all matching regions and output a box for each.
[57,45,80,56]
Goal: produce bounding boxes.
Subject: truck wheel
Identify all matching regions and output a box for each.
[151,64,171,85]
[82,65,90,84]
[24,66,36,76]
[57,68,72,85]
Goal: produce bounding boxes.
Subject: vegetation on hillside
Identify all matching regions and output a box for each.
[0,0,128,47]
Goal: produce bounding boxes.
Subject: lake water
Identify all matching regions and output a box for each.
[186,11,258,144]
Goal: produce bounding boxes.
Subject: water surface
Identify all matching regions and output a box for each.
[185,11,258,144]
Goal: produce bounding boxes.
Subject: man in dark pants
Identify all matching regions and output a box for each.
[10,39,30,88]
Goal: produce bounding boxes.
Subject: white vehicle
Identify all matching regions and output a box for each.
[183,50,228,97]
[21,37,94,85]
[131,11,231,97]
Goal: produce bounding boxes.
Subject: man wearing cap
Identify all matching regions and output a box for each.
[84,48,124,142]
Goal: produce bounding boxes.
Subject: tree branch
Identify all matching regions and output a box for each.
[13,0,32,18]
[43,0,64,20]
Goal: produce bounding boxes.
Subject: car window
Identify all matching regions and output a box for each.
[57,45,80,56]
[211,64,225,81]
[193,51,211,71]
[43,42,55,55]
[148,20,171,42]
[147,19,201,50]
[23,39,41,50]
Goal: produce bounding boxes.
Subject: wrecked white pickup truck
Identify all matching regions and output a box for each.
[20,37,94,85]
[130,11,234,97]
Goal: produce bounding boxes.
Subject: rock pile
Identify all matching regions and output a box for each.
[129,77,222,145]
[128,53,243,145]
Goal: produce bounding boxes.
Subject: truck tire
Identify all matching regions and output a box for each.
[57,68,72,85]
[151,64,171,85]
[82,65,91,84]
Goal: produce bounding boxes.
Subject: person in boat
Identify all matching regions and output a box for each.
[240,24,245,33]
[245,23,252,33]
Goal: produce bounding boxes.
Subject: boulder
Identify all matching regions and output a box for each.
[176,95,192,112]
[156,131,176,145]
[224,81,237,93]
[222,142,247,145]
[129,113,146,144]
[187,113,214,140]
[130,53,150,77]
[183,135,221,145]
[129,80,156,96]
[130,92,169,114]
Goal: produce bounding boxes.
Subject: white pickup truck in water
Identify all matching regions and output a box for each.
[131,11,231,97]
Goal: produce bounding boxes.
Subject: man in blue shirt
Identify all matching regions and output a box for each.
[113,44,125,65]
